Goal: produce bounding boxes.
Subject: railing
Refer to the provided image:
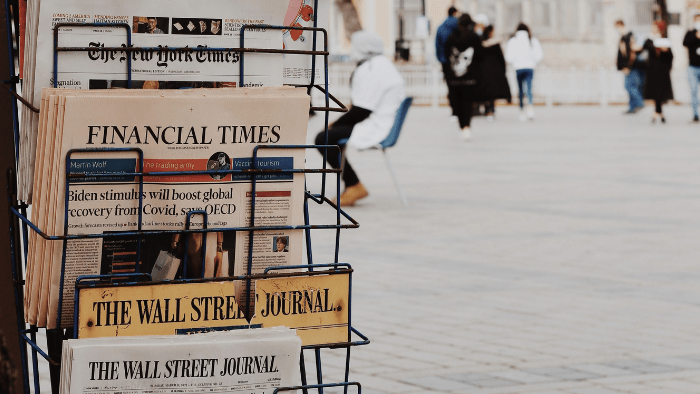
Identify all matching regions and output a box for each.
[314,62,694,107]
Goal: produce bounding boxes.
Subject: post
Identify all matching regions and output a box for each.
[0,0,24,392]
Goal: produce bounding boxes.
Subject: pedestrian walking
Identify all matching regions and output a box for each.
[445,14,483,141]
[314,31,406,206]
[435,6,460,117]
[505,23,543,121]
[643,23,673,124]
[478,25,511,121]
[615,20,646,114]
[683,13,700,122]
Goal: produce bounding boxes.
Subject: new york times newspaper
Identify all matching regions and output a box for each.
[21,0,289,203]
[46,88,308,328]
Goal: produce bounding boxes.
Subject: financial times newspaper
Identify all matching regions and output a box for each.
[60,328,301,394]
[30,88,308,328]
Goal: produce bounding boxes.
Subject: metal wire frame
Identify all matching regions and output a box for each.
[9,146,362,393]
[5,5,368,393]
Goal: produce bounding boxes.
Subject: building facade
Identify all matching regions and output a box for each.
[330,0,696,68]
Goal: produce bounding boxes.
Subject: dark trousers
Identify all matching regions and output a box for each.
[315,126,360,187]
[452,85,476,128]
[655,99,663,114]
[442,62,458,115]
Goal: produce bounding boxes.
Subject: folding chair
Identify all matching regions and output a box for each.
[339,97,413,207]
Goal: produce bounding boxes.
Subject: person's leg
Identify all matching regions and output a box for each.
[314,126,359,187]
[516,69,526,109]
[631,69,645,110]
[485,101,494,115]
[689,66,700,120]
[524,69,534,105]
[524,69,535,119]
[442,63,457,116]
[453,88,473,140]
[624,72,635,112]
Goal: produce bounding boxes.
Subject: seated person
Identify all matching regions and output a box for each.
[315,31,406,206]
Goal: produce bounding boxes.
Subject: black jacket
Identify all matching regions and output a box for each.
[477,41,511,102]
[683,30,700,67]
[444,27,483,86]
[643,39,673,102]
[617,32,645,70]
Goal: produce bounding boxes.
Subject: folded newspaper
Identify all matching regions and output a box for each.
[18,0,328,203]
[60,327,301,394]
[25,87,309,329]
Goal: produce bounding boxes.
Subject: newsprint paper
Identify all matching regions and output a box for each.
[19,0,329,202]
[25,87,309,329]
[60,327,301,394]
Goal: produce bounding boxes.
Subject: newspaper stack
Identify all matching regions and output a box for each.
[18,0,329,203]
[60,327,301,394]
[25,87,309,329]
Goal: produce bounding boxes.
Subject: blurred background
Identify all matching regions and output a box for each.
[320,0,697,106]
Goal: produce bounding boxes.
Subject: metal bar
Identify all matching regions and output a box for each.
[314,348,324,394]
[381,149,408,207]
[0,82,38,112]
[303,183,314,267]
[18,331,57,366]
[6,169,29,394]
[30,330,40,394]
[299,349,309,394]
[45,329,63,393]
[11,207,358,240]
[53,23,131,88]
[273,382,360,394]
[264,263,351,274]
[56,45,329,56]
[74,269,353,291]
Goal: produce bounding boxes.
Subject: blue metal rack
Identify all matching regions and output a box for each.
[3,2,369,393]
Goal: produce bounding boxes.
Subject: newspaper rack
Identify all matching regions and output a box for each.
[3,3,370,393]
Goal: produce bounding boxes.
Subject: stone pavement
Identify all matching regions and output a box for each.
[303,104,700,393]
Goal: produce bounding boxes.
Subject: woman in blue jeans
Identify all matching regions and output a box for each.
[505,24,543,121]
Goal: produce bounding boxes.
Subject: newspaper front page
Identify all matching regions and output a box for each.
[20,0,329,202]
[31,88,308,328]
[61,328,301,394]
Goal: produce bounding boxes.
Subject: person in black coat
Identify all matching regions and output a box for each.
[445,14,483,140]
[643,23,673,123]
[477,25,511,120]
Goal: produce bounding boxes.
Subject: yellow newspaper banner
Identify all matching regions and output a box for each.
[77,273,350,346]
[251,274,349,346]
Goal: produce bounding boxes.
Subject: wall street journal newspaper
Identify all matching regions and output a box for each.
[25,87,309,328]
[60,327,301,394]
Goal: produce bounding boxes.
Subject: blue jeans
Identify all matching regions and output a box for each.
[624,68,645,111]
[688,66,700,117]
[516,69,534,109]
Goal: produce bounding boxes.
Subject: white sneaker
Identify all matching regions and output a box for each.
[486,115,494,122]
[526,105,535,120]
[460,128,472,141]
[519,111,527,122]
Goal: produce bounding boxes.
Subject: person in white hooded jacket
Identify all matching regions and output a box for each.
[505,23,543,121]
[314,31,406,206]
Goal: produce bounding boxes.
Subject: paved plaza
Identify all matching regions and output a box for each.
[28,104,700,393]
[304,104,700,393]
